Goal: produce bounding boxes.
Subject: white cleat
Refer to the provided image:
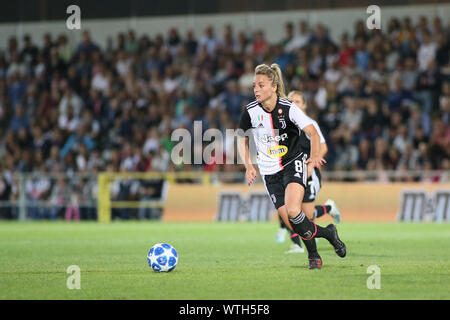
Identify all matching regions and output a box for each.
[285,244,305,254]
[325,199,342,224]
[276,228,288,243]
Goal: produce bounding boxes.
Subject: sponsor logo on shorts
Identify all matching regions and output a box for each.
[268,145,288,157]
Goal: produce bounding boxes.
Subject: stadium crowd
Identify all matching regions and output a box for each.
[0,15,449,219]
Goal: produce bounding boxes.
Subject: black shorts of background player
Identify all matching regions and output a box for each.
[237,63,346,269]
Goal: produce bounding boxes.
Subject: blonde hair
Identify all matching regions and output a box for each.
[254,63,287,99]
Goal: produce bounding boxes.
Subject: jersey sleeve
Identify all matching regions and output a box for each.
[289,105,314,129]
[238,109,252,136]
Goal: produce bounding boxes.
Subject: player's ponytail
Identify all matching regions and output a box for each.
[270,63,287,99]
[254,63,287,99]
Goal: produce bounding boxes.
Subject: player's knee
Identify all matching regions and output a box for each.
[286,206,301,218]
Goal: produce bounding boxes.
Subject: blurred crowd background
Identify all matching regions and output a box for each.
[0,15,449,219]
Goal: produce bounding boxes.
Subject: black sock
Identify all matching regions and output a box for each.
[314,205,332,219]
[289,212,315,239]
[279,215,286,229]
[302,238,320,259]
[289,212,319,258]
[288,231,302,247]
[290,212,336,250]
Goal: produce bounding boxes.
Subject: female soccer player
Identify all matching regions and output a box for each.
[237,63,346,269]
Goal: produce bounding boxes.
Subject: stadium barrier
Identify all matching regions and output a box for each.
[162,182,450,223]
[0,171,448,222]
[96,171,209,222]
[397,190,450,222]
[216,192,273,222]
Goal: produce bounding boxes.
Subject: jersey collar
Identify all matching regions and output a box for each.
[258,95,279,114]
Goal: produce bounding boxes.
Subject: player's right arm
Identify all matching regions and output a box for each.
[238,108,257,186]
[237,136,257,186]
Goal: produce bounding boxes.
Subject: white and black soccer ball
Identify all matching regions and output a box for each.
[147,243,178,272]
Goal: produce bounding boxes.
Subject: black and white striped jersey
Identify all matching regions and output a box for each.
[239,96,315,175]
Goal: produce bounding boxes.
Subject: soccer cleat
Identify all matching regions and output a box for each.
[308,257,322,270]
[325,199,342,224]
[276,227,288,243]
[326,224,346,258]
[285,244,305,254]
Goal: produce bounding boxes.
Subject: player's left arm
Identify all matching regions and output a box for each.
[320,142,328,159]
[313,120,328,159]
[289,106,326,170]
[319,142,328,158]
[302,124,326,169]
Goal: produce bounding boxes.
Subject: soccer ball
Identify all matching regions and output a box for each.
[147,243,178,272]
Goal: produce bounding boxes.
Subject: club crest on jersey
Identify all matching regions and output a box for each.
[268,145,288,158]
[279,118,286,129]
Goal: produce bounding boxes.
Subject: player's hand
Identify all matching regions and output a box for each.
[306,156,326,169]
[245,166,258,186]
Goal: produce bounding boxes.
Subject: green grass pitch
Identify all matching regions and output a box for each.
[0,221,448,299]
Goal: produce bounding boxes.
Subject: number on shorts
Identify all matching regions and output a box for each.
[308,180,316,198]
[294,160,303,173]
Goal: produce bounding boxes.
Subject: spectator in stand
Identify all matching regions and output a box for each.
[184,30,198,56]
[280,22,295,48]
[286,21,311,52]
[198,25,219,56]
[9,105,30,132]
[60,124,95,159]
[417,31,437,71]
[354,37,370,71]
[416,60,442,113]
[76,30,100,58]
[20,34,39,74]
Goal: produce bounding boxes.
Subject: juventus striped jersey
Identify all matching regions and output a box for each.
[239,96,316,175]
